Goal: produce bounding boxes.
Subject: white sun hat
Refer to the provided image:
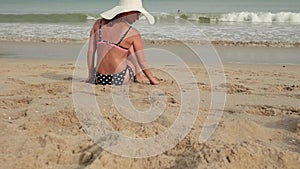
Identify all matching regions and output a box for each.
[100,0,155,24]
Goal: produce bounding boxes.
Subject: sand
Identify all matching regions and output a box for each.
[0,42,300,169]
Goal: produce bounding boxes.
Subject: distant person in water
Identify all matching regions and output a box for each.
[86,0,159,85]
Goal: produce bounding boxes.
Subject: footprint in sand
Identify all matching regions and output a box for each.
[43,107,80,128]
[29,82,71,96]
[77,144,103,165]
[7,78,26,85]
[0,96,33,109]
[237,104,300,116]
[218,83,251,94]
[296,122,300,136]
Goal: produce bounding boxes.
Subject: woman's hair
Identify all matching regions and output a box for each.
[101,13,123,25]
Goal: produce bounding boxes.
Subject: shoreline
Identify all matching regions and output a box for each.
[1,40,299,65]
[1,38,300,48]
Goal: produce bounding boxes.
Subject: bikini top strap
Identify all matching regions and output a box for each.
[98,20,102,40]
[116,26,132,45]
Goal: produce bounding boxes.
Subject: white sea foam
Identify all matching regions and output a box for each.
[219,12,300,23]
[0,12,300,47]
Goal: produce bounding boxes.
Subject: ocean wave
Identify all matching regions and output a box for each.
[219,12,300,23]
[1,12,300,23]
[154,12,219,23]
[0,14,299,47]
[0,13,99,23]
[154,12,300,23]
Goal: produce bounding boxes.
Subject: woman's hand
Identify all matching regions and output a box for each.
[149,77,159,85]
[85,75,94,83]
[86,69,95,84]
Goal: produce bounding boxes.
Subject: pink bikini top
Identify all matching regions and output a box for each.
[97,22,132,52]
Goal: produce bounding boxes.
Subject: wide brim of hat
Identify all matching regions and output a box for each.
[100,6,155,24]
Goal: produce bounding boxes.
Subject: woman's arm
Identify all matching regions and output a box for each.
[86,22,97,82]
[128,46,142,73]
[132,33,159,85]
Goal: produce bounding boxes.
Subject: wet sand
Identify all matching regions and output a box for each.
[1,41,300,65]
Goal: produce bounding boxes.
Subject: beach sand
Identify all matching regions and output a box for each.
[0,42,300,169]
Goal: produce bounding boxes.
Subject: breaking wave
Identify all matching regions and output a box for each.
[1,12,300,23]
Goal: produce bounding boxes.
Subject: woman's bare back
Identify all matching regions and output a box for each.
[95,21,135,74]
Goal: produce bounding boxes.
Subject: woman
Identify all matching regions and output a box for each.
[86,0,159,85]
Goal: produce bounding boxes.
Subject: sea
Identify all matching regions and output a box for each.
[0,0,300,47]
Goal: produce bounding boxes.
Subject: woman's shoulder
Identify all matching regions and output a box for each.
[90,19,99,31]
[90,19,106,33]
[129,25,139,33]
[93,18,108,27]
[127,25,140,37]
[94,19,102,27]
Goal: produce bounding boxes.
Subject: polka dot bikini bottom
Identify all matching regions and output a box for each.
[95,65,134,85]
